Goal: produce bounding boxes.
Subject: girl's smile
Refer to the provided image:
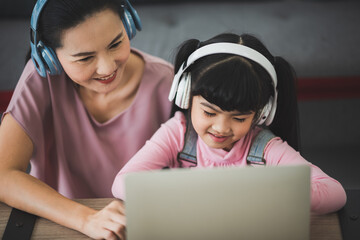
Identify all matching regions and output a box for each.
[191,95,255,151]
[208,132,231,143]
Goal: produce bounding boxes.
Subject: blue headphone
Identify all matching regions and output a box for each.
[30,0,142,77]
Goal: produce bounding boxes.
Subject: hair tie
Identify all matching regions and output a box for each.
[273,56,278,65]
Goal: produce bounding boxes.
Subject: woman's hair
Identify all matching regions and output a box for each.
[25,0,125,62]
[171,33,301,151]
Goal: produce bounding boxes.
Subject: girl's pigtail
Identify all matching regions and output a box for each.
[174,39,202,72]
[269,56,301,152]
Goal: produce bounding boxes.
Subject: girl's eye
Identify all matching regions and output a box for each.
[234,118,246,123]
[203,110,215,117]
[110,41,122,49]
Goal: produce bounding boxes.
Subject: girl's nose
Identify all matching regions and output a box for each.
[97,54,116,75]
[212,118,231,134]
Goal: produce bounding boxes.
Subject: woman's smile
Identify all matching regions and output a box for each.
[94,70,118,84]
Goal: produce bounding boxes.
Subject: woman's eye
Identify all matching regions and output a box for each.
[78,56,93,62]
[110,41,122,49]
[203,111,215,117]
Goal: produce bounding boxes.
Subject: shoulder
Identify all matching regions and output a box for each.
[7,60,73,125]
[14,60,43,91]
[159,111,186,135]
[131,49,173,112]
[12,60,69,95]
[131,48,174,78]
[10,60,70,104]
[5,61,56,148]
[150,111,186,145]
[7,60,46,110]
[260,129,304,165]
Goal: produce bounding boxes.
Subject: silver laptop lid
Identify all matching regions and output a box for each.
[125,165,311,240]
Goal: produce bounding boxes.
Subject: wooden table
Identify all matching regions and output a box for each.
[0,198,343,239]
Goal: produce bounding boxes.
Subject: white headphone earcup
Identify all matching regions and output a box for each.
[265,93,277,126]
[256,97,273,126]
[175,73,191,109]
[181,73,191,109]
[168,71,182,102]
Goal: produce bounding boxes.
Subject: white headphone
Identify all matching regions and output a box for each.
[168,42,278,126]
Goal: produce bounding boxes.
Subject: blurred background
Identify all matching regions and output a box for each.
[0,0,359,190]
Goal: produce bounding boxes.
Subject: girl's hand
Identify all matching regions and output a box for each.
[82,200,126,240]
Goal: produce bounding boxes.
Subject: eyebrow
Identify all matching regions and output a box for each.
[200,102,253,116]
[71,32,123,57]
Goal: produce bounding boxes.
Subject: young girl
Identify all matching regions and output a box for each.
[112,33,347,214]
[0,0,172,239]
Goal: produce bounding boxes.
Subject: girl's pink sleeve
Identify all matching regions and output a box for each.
[111,112,186,200]
[264,139,347,214]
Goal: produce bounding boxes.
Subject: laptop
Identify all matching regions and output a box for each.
[124,165,311,240]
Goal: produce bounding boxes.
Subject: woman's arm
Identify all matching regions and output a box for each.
[0,114,126,239]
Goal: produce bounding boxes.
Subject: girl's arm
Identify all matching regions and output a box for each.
[308,164,347,215]
[0,114,126,239]
[112,113,185,200]
[264,138,347,215]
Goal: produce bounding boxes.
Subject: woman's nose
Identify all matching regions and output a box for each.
[96,54,116,75]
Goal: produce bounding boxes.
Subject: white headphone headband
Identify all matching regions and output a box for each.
[169,43,277,102]
[168,42,278,126]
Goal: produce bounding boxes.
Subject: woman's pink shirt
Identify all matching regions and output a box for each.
[4,49,173,198]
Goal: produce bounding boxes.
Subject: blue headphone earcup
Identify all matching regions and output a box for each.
[122,9,136,40]
[126,1,142,31]
[39,42,63,76]
[122,0,142,40]
[31,43,47,78]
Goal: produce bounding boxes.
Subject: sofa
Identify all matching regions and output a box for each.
[1,0,360,190]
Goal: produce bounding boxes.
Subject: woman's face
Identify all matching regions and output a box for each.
[191,95,255,151]
[56,9,131,94]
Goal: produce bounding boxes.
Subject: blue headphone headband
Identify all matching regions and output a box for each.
[30,0,142,77]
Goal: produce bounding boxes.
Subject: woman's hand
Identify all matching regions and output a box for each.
[82,200,126,240]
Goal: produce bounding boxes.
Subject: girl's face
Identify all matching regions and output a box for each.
[56,9,130,95]
[191,95,256,151]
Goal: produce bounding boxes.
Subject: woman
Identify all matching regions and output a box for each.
[0,0,173,239]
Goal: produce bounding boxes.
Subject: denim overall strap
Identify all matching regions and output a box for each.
[246,129,276,165]
[177,113,198,167]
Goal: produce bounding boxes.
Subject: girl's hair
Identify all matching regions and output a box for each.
[171,33,301,151]
[25,0,125,62]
